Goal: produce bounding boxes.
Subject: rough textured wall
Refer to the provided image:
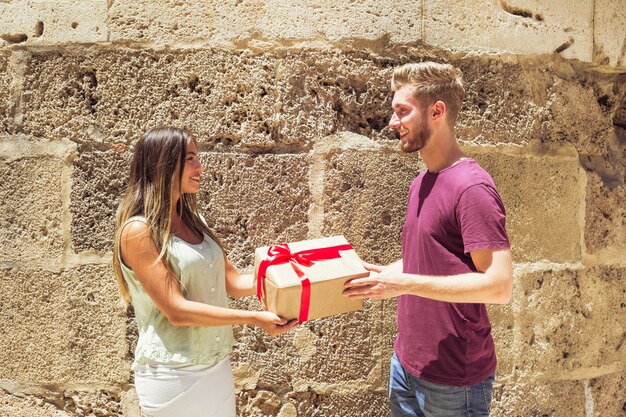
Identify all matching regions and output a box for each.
[0,1,625,417]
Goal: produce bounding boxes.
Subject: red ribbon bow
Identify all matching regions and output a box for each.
[257,242,353,322]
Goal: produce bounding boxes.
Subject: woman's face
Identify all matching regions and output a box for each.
[172,140,203,198]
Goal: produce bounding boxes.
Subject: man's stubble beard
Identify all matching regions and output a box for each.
[401,120,432,154]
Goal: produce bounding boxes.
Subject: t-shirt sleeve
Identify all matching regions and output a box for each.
[456,183,510,254]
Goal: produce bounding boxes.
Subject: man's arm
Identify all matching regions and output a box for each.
[344,248,512,304]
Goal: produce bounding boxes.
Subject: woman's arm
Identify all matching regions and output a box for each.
[121,221,297,335]
[224,259,255,298]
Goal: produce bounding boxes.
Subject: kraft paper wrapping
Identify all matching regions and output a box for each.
[253,236,368,321]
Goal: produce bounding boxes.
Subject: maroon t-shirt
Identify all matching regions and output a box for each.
[396,158,510,386]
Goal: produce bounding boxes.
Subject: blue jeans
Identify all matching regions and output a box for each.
[388,353,494,417]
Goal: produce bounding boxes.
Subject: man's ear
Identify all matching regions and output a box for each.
[431,100,446,121]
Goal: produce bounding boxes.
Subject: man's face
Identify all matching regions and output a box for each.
[389,86,431,153]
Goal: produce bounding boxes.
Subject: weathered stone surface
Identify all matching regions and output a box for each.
[424,0,593,62]
[593,0,626,67]
[237,385,388,417]
[229,296,302,390]
[62,389,122,417]
[294,302,382,384]
[230,296,381,389]
[590,371,626,417]
[584,171,626,254]
[276,51,394,145]
[321,144,421,265]
[108,1,212,44]
[542,78,614,155]
[71,151,311,259]
[0,0,107,46]
[516,266,626,376]
[71,148,130,253]
[471,148,582,263]
[0,392,69,417]
[487,304,516,378]
[0,154,65,266]
[0,52,13,133]
[19,49,285,148]
[109,0,421,46]
[491,379,586,417]
[287,387,388,417]
[199,152,311,266]
[455,57,545,145]
[120,388,141,417]
[18,47,397,147]
[0,265,129,384]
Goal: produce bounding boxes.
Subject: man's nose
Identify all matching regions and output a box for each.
[388,113,400,129]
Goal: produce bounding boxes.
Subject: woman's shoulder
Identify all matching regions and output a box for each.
[120,215,148,236]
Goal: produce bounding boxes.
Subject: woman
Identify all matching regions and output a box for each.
[112,127,297,417]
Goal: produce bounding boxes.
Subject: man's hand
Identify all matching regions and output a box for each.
[343,262,410,300]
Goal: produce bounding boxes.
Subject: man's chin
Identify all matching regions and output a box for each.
[400,142,421,154]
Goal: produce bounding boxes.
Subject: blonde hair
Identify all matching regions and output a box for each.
[112,127,224,305]
[391,62,465,124]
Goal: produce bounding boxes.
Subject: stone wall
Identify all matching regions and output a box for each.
[0,1,624,416]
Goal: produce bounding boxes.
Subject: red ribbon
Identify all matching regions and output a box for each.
[256,242,353,322]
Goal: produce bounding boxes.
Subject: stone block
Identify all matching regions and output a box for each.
[0,392,69,417]
[542,79,614,154]
[108,1,213,44]
[454,57,545,145]
[424,0,593,62]
[0,265,130,385]
[237,386,388,417]
[109,0,421,46]
[62,389,122,417]
[321,147,422,265]
[275,51,394,145]
[516,265,626,376]
[230,295,384,392]
[491,379,586,417]
[0,0,107,45]
[229,296,302,390]
[590,371,626,417]
[593,0,626,67]
[0,154,65,266]
[487,303,516,378]
[71,150,311,260]
[198,152,311,267]
[292,301,383,384]
[472,149,582,263]
[19,49,287,148]
[71,148,130,253]
[287,387,388,417]
[584,171,626,254]
[0,52,12,133]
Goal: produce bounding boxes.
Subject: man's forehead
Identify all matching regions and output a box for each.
[392,86,419,107]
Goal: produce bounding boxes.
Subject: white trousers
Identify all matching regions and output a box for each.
[134,357,236,417]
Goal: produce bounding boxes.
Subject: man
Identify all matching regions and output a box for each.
[344,62,513,417]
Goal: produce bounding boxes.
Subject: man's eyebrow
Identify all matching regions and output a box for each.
[186,151,197,155]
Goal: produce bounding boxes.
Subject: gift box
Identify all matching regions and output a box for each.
[253,236,368,322]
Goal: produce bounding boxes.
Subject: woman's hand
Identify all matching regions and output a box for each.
[254,311,299,336]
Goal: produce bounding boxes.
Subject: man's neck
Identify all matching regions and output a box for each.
[420,132,465,173]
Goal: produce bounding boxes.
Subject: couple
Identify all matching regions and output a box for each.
[112,62,513,417]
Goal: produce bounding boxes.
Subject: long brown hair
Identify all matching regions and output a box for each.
[112,127,223,305]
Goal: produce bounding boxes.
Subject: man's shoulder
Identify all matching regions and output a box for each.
[453,159,497,190]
